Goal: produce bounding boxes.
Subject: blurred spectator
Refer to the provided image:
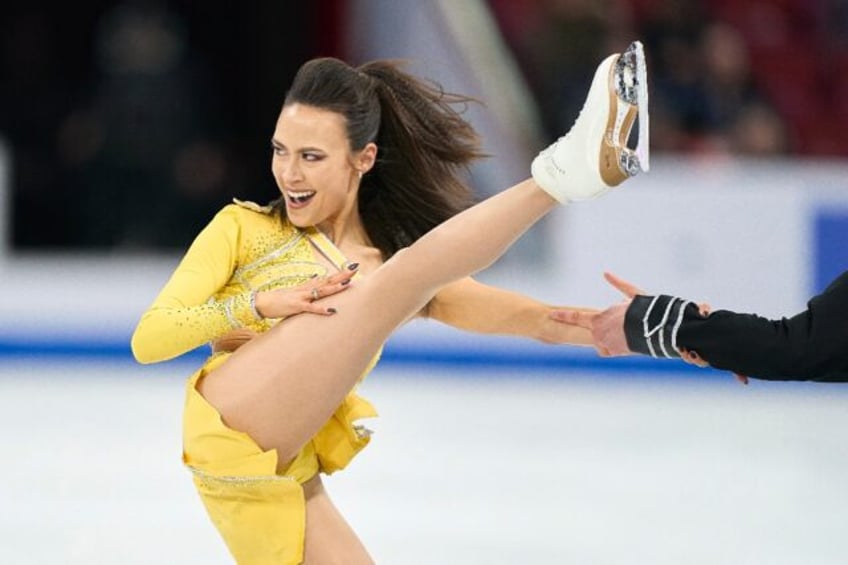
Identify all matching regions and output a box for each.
[62,1,231,249]
[494,0,634,142]
[730,102,789,155]
[632,1,787,156]
[0,8,77,247]
[2,1,843,252]
[489,0,792,157]
[638,0,711,152]
[695,21,788,155]
[0,1,329,251]
[823,0,848,49]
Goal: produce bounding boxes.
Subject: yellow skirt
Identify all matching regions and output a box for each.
[182,352,379,564]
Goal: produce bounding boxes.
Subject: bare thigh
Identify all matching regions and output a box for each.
[199,253,435,463]
[302,475,374,565]
[199,182,554,463]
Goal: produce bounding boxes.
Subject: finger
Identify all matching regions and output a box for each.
[317,280,356,299]
[314,262,358,287]
[690,353,707,367]
[304,302,339,315]
[325,268,357,285]
[680,348,708,367]
[549,309,596,329]
[307,286,322,302]
[603,272,644,299]
[697,302,712,317]
[552,306,600,314]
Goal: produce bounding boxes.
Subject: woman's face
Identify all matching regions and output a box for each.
[271,103,373,229]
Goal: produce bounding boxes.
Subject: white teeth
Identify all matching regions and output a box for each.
[286,190,316,204]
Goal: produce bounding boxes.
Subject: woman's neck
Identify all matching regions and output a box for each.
[318,211,370,248]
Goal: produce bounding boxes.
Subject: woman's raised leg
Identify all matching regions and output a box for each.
[200,180,557,464]
[200,42,649,466]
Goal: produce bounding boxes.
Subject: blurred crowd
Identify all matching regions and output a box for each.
[1,1,846,251]
[0,1,337,250]
[489,0,848,158]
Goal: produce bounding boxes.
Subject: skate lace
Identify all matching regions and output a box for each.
[558,110,583,144]
[545,109,582,166]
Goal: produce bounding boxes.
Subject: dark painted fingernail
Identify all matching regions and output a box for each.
[347,262,359,271]
[341,279,351,286]
[327,307,337,314]
[311,273,319,279]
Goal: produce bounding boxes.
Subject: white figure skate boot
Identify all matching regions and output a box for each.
[531,40,650,202]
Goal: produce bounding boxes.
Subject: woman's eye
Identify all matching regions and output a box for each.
[303,153,323,162]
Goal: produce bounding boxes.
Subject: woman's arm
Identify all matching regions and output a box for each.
[131,206,250,364]
[426,277,595,345]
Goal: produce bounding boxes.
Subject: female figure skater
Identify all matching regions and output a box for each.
[132,41,649,564]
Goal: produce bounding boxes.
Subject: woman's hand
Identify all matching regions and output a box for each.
[254,265,358,319]
[550,272,714,359]
[548,272,643,356]
[539,307,599,346]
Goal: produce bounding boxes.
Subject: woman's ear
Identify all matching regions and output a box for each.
[357,142,378,174]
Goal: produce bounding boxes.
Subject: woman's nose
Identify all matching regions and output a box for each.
[282,158,303,183]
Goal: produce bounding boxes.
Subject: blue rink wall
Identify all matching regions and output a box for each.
[814,207,848,294]
[0,325,709,379]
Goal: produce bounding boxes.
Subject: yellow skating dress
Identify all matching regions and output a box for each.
[131,200,379,564]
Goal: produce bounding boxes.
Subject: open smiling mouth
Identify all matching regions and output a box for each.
[286,190,316,207]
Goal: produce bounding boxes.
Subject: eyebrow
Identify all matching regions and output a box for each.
[270,138,325,153]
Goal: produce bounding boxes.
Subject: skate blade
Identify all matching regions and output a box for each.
[613,41,650,175]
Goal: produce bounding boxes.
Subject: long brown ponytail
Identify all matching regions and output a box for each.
[279,57,485,259]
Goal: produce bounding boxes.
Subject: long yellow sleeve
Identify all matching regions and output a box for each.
[131,206,258,363]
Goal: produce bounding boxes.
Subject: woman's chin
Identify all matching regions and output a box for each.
[284,206,311,227]
[286,203,334,230]
[288,215,311,228]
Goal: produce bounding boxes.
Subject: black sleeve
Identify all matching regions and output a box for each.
[623,271,848,382]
